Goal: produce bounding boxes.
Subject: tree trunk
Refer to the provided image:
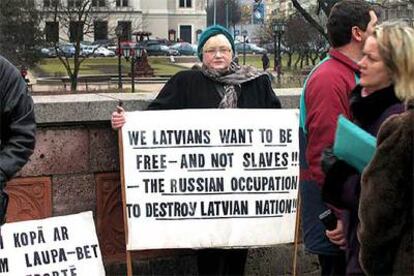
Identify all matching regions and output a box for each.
[70,75,78,91]
[310,52,319,65]
[294,54,301,69]
[70,57,80,92]
[287,53,292,68]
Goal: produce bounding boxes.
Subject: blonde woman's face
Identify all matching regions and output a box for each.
[202,35,233,71]
[358,36,392,92]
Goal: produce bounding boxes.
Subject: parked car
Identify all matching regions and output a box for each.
[80,44,98,57]
[139,39,172,47]
[146,44,179,56]
[93,47,116,57]
[92,39,116,48]
[170,42,197,56]
[57,43,76,57]
[262,42,289,54]
[40,47,57,58]
[235,43,267,55]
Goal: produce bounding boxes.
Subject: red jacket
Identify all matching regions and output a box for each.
[300,49,359,187]
[298,48,359,255]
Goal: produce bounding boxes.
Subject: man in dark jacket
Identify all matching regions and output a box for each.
[299,1,377,274]
[0,55,36,224]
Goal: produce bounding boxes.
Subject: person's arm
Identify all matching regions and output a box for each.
[261,75,281,108]
[358,114,412,275]
[321,148,359,209]
[0,64,36,184]
[111,71,190,129]
[304,74,352,250]
[147,72,187,110]
[305,75,352,187]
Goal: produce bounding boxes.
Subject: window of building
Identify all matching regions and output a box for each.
[92,0,106,7]
[69,21,84,42]
[45,21,59,43]
[44,0,59,7]
[94,21,108,41]
[116,0,128,7]
[168,29,176,41]
[68,0,81,7]
[117,21,131,41]
[179,0,192,8]
[180,25,192,43]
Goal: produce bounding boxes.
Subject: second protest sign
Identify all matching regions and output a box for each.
[121,109,299,250]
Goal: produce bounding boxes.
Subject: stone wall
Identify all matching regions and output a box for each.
[7,89,320,275]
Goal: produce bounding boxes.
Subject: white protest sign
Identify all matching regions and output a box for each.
[121,109,299,250]
[0,211,105,275]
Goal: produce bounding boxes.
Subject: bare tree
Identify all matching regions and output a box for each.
[0,0,43,67]
[283,14,327,69]
[228,0,242,37]
[44,0,143,91]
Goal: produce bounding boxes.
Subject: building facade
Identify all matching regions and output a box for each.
[40,0,207,44]
[380,0,413,26]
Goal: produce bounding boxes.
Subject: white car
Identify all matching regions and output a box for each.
[93,47,115,57]
[80,45,98,56]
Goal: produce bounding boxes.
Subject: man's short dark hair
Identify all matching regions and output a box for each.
[327,0,372,48]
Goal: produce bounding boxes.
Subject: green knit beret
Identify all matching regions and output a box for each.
[197,25,235,61]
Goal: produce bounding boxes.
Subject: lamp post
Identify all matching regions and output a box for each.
[272,21,286,85]
[115,25,123,90]
[132,46,143,93]
[122,45,132,92]
[122,44,144,93]
[225,0,229,29]
[213,0,216,25]
[242,30,248,65]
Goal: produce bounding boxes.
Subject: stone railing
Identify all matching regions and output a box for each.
[8,89,319,275]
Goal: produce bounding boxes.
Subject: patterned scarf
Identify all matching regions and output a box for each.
[201,61,266,108]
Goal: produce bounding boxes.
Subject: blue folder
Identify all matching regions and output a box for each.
[333,115,377,173]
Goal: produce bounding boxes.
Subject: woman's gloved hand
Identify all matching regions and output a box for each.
[321,147,338,174]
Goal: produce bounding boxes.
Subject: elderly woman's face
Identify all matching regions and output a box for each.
[358,36,391,92]
[202,35,233,71]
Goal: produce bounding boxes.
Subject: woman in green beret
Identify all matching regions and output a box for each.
[112,24,281,275]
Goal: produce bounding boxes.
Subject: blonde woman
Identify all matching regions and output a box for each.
[357,22,414,275]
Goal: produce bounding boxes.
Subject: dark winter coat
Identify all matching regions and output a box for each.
[358,100,413,276]
[147,70,281,110]
[0,55,36,185]
[322,85,404,275]
[146,68,281,276]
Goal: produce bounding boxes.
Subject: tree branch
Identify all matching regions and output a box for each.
[290,0,328,40]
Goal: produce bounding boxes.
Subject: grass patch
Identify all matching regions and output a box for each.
[35,57,189,78]
[32,54,317,88]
